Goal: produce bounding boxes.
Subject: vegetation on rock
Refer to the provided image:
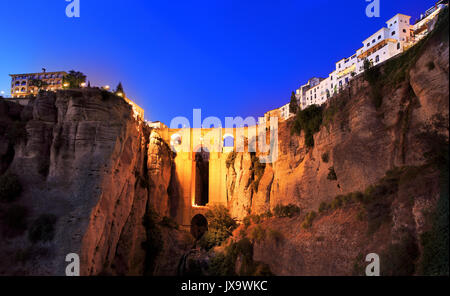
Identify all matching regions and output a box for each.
[198,205,237,250]
[62,70,86,88]
[291,105,323,147]
[273,204,300,218]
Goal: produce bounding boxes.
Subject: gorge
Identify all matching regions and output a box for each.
[0,11,448,276]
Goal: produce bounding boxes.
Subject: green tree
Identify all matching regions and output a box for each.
[363,59,372,71]
[62,70,86,88]
[29,79,48,92]
[115,82,125,97]
[198,205,237,250]
[289,91,298,115]
[291,104,323,147]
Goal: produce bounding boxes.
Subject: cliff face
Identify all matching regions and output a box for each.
[222,18,449,275]
[0,89,180,275]
[0,12,447,276]
[246,166,441,275]
[226,27,449,221]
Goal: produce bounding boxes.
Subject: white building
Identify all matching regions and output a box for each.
[356,14,412,73]
[265,2,447,118]
[279,103,294,120]
[413,1,447,42]
[296,77,325,109]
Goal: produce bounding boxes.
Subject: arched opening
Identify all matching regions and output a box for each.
[190,214,208,240]
[194,146,209,206]
[223,134,234,147]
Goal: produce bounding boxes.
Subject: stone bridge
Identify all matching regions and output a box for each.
[153,126,255,236]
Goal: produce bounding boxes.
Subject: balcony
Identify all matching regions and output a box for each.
[357,38,396,59]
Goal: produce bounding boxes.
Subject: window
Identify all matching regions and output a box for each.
[403,29,407,33]
[375,55,380,63]
[367,43,370,47]
[397,43,401,50]
[392,31,396,36]
[372,39,375,43]
[378,35,382,40]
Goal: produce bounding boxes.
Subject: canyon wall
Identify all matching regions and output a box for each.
[0,89,188,275]
[226,26,449,221]
[0,11,448,276]
[220,19,449,275]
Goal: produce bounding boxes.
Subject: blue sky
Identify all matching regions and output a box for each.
[0,0,436,124]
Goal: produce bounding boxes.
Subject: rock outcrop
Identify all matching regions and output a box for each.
[0,89,177,275]
[225,26,449,220]
[0,11,447,276]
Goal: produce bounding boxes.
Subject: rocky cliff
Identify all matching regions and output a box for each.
[221,12,449,275]
[0,10,448,276]
[226,30,449,219]
[0,88,191,275]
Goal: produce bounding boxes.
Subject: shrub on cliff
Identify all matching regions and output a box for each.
[249,225,266,242]
[28,214,57,243]
[327,167,337,181]
[273,204,300,218]
[250,153,266,192]
[208,237,273,276]
[291,105,323,147]
[417,114,449,275]
[243,216,251,228]
[0,173,22,202]
[267,228,284,244]
[62,70,86,88]
[289,91,298,115]
[198,205,237,250]
[301,211,317,229]
[318,202,330,213]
